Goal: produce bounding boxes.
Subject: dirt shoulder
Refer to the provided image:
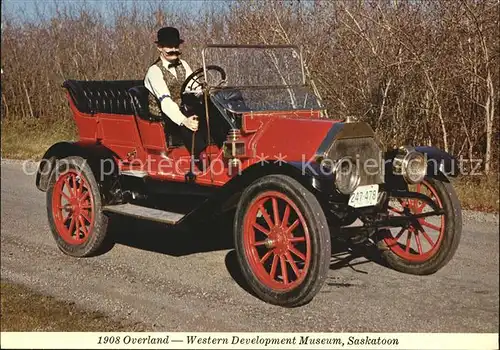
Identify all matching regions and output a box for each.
[1,279,152,331]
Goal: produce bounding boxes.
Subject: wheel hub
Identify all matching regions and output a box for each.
[264,239,275,249]
[68,198,80,215]
[384,180,446,263]
[52,169,95,246]
[265,227,290,255]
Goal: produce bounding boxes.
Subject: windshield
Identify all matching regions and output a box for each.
[202,45,323,112]
[211,87,323,113]
[202,45,304,88]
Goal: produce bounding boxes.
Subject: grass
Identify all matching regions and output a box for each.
[1,118,77,160]
[1,117,498,212]
[0,280,150,331]
[453,174,499,213]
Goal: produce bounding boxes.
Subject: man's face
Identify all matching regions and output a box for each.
[158,45,181,61]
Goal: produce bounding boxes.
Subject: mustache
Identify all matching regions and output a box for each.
[163,50,182,55]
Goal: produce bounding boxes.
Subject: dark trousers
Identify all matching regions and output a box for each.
[179,127,208,160]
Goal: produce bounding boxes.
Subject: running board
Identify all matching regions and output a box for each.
[102,203,184,225]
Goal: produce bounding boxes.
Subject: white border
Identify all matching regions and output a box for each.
[1,332,498,349]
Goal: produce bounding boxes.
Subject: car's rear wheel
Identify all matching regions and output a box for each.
[46,156,112,257]
[377,177,462,275]
[234,175,331,307]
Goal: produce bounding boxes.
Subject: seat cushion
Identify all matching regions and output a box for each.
[128,85,185,147]
[128,85,163,121]
[62,80,143,115]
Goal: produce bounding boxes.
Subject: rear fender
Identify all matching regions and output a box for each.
[35,141,120,192]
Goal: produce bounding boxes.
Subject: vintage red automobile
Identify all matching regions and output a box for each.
[36,45,462,307]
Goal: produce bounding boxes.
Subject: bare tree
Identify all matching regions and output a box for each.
[1,0,498,172]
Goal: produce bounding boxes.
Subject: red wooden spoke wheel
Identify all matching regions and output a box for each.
[377,176,462,275]
[46,156,111,258]
[51,169,95,245]
[234,175,331,307]
[243,191,311,291]
[384,180,444,262]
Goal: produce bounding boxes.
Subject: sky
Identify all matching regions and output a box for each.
[1,0,220,23]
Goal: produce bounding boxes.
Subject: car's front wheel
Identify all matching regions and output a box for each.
[376,177,462,275]
[46,156,112,257]
[234,175,331,307]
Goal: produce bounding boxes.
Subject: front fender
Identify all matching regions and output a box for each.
[385,146,459,186]
[35,141,120,192]
[224,161,331,197]
[415,146,460,181]
[178,161,332,226]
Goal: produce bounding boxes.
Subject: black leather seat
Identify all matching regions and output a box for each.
[128,85,165,121]
[62,80,143,115]
[128,85,185,147]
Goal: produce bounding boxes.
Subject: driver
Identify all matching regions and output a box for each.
[144,26,207,168]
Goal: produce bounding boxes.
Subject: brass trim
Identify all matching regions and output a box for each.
[223,140,246,158]
[393,146,427,184]
[314,122,376,161]
[334,122,375,140]
[314,123,344,160]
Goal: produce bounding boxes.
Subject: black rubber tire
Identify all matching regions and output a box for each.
[377,176,462,275]
[234,175,331,307]
[46,156,112,257]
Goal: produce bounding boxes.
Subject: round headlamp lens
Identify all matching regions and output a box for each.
[335,157,360,195]
[404,152,427,184]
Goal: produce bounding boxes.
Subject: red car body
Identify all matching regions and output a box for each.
[35,45,462,307]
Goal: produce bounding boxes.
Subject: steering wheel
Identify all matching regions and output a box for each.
[180,65,227,95]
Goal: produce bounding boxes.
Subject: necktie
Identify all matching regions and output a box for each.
[168,59,182,69]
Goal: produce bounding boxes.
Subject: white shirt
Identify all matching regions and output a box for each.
[144,56,193,126]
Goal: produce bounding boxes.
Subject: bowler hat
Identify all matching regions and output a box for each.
[155,27,184,47]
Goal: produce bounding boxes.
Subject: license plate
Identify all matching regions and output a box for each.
[348,184,379,208]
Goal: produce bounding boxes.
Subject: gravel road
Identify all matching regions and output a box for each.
[1,160,498,332]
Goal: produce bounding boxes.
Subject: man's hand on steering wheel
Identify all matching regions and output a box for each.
[181,115,199,132]
[179,65,226,133]
[180,65,227,96]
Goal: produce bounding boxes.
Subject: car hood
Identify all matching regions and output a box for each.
[250,118,338,162]
[248,117,378,163]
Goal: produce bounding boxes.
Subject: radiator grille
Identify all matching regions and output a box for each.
[327,137,384,186]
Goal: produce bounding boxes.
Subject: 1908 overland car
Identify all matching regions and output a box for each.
[36,45,462,307]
